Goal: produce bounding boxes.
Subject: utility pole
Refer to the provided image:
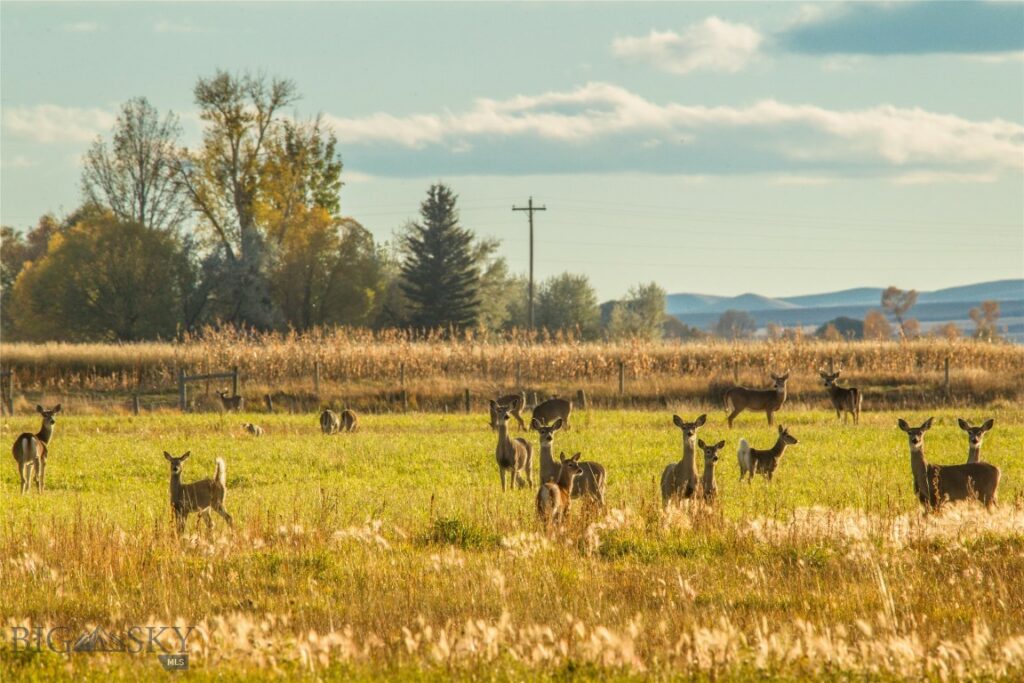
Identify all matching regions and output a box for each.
[512,196,546,330]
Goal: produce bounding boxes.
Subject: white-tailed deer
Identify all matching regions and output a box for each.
[536,452,584,529]
[660,414,707,506]
[532,417,606,506]
[490,392,527,431]
[242,423,264,437]
[724,372,789,428]
[11,404,61,494]
[737,425,798,482]
[164,451,233,534]
[957,418,994,464]
[899,418,1000,510]
[492,400,533,491]
[340,409,358,432]
[698,438,726,503]
[320,410,341,434]
[531,397,572,430]
[217,390,243,412]
[819,370,862,424]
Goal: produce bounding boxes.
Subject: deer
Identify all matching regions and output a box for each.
[531,397,572,431]
[899,418,1000,510]
[737,425,798,482]
[216,390,243,413]
[491,400,533,491]
[660,414,707,506]
[163,451,233,534]
[724,371,789,428]
[957,418,994,464]
[241,423,264,437]
[490,392,527,431]
[320,410,341,434]
[11,404,61,494]
[532,417,607,506]
[536,452,584,530]
[340,409,359,432]
[698,438,726,503]
[819,370,862,425]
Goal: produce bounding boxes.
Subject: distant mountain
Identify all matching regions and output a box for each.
[779,287,883,309]
[917,279,1024,305]
[703,293,800,314]
[665,293,726,315]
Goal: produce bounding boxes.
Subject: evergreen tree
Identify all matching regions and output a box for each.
[400,184,481,330]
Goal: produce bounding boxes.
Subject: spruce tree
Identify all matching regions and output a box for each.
[400,184,481,330]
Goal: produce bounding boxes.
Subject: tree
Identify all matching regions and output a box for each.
[863,309,893,340]
[933,322,962,340]
[713,309,757,339]
[399,184,481,330]
[663,316,707,341]
[815,316,863,340]
[606,282,667,340]
[473,238,518,332]
[535,273,601,339]
[881,286,918,339]
[969,300,1001,341]
[82,97,189,233]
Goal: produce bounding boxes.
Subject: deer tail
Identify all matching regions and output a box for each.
[214,458,227,488]
[723,389,733,412]
[737,438,751,475]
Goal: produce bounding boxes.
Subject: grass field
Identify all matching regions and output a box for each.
[3,406,1024,680]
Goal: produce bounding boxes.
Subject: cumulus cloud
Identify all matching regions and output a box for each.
[2,105,115,143]
[612,17,763,74]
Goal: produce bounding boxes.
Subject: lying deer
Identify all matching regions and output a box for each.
[12,404,61,494]
[320,410,341,434]
[533,417,606,506]
[217,390,243,413]
[340,409,359,432]
[492,401,533,491]
[899,418,1000,510]
[531,397,572,430]
[819,370,862,425]
[698,438,726,503]
[164,451,233,534]
[490,392,527,431]
[724,371,789,428]
[536,452,584,529]
[242,423,264,437]
[660,414,707,506]
[737,425,798,482]
[957,418,994,464]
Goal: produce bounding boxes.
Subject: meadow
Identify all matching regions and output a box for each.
[2,404,1024,681]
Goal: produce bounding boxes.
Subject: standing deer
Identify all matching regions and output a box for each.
[490,392,527,431]
[217,390,243,412]
[11,404,61,494]
[660,414,707,506]
[533,417,606,506]
[164,451,233,534]
[819,370,862,424]
[492,400,533,491]
[320,410,341,434]
[957,418,994,464]
[536,452,584,529]
[241,423,264,437]
[737,425,798,482]
[724,371,789,428]
[899,418,1000,509]
[531,397,572,430]
[698,438,726,503]
[340,409,359,432]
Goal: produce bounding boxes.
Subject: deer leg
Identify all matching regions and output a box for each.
[766,411,774,427]
[175,514,186,535]
[514,413,527,431]
[38,459,46,492]
[500,469,507,492]
[214,504,234,527]
[202,510,214,532]
[727,409,741,428]
[19,463,30,494]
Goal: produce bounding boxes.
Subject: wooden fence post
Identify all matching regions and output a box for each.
[231,366,239,398]
[576,388,587,410]
[264,394,274,413]
[400,362,405,388]
[618,361,625,396]
[132,394,140,416]
[464,388,471,414]
[515,361,521,387]
[178,368,186,412]
[944,357,951,394]
[529,391,538,408]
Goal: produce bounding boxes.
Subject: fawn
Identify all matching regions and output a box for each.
[242,423,264,437]
[698,438,726,503]
[217,390,243,412]
[340,409,358,432]
[536,452,584,529]
[533,417,607,506]
[899,418,1000,510]
[819,370,862,424]
[531,397,572,430]
[11,404,61,494]
[724,371,789,428]
[492,400,533,491]
[320,410,341,434]
[490,392,527,431]
[164,451,233,534]
[737,425,798,482]
[660,414,707,506]
[957,418,994,464]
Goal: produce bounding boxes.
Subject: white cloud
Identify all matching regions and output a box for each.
[154,19,207,34]
[890,171,1000,185]
[611,17,763,74]
[769,174,835,186]
[967,51,1024,64]
[62,21,100,33]
[2,105,115,143]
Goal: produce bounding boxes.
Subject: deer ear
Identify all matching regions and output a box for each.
[672,414,684,428]
[559,452,567,463]
[982,419,994,432]
[36,404,44,414]
[572,452,581,462]
[489,399,497,408]
[898,419,910,432]
[530,418,540,430]
[695,414,707,427]
[52,404,62,413]
[698,439,706,449]
[163,451,173,461]
[921,417,934,431]
[181,451,191,460]
[957,418,970,431]
[715,440,726,450]
[552,418,563,430]
[778,425,784,435]
[782,372,790,380]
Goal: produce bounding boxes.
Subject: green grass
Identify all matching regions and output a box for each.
[2,407,1024,680]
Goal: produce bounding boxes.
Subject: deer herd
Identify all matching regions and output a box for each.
[8,368,1010,534]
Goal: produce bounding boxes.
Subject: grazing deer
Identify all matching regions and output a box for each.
[724,372,789,428]
[164,451,233,534]
[698,438,726,503]
[533,417,606,506]
[490,392,527,431]
[320,410,341,434]
[536,452,584,529]
[819,370,862,424]
[11,404,61,494]
[340,409,359,432]
[492,400,533,491]
[217,390,243,412]
[737,425,798,482]
[899,418,1000,510]
[957,418,994,464]
[660,414,707,506]
[531,397,572,430]
[241,423,264,437]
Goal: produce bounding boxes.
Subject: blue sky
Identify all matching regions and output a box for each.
[2,1,1022,299]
